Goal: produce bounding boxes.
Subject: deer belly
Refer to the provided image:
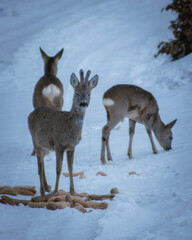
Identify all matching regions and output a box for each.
[42,84,61,102]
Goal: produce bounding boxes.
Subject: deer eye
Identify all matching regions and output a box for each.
[88,93,91,97]
[76,93,80,96]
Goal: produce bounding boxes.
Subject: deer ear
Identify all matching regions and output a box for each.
[70,73,79,88]
[39,47,48,60]
[54,48,64,61]
[89,75,98,89]
[166,119,177,129]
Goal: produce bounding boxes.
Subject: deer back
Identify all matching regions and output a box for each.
[103,84,159,123]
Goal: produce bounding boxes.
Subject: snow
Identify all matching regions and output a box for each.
[0,0,192,239]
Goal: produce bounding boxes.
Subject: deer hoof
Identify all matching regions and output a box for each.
[70,190,77,196]
[107,156,112,161]
[45,184,51,192]
[128,153,133,159]
[101,158,107,165]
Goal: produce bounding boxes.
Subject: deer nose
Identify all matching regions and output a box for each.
[80,102,88,107]
[165,147,171,151]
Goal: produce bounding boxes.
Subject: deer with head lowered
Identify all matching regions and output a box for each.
[101,84,177,164]
[31,47,64,155]
[28,70,98,195]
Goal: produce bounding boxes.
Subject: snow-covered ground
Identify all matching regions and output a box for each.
[0,0,192,239]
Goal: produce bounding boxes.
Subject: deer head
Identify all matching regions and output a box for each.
[39,47,64,76]
[70,69,98,112]
[156,119,177,150]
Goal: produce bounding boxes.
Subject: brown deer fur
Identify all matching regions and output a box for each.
[28,70,98,195]
[31,48,64,155]
[101,84,177,164]
[33,47,64,110]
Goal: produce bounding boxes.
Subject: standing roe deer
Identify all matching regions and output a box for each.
[31,47,64,155]
[33,47,64,110]
[101,84,177,164]
[28,70,98,195]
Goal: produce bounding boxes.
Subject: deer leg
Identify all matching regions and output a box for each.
[106,134,112,161]
[128,119,136,159]
[101,126,108,165]
[41,150,51,192]
[101,125,114,165]
[54,149,64,193]
[36,150,45,196]
[42,162,51,193]
[66,150,75,195]
[106,109,112,161]
[146,129,158,154]
[101,118,122,164]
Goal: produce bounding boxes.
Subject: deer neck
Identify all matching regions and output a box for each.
[152,113,166,140]
[70,105,86,127]
[44,63,57,76]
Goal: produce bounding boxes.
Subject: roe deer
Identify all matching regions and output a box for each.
[100,84,177,164]
[31,47,64,155]
[33,47,64,110]
[28,70,98,195]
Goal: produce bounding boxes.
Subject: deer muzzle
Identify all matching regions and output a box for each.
[80,102,88,111]
[165,147,172,151]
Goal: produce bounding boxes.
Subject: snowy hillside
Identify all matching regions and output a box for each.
[0,0,192,239]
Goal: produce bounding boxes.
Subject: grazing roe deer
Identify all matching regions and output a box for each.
[28,70,98,195]
[31,47,64,155]
[101,84,177,164]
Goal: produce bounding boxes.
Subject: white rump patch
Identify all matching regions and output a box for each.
[42,84,61,102]
[103,98,115,106]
